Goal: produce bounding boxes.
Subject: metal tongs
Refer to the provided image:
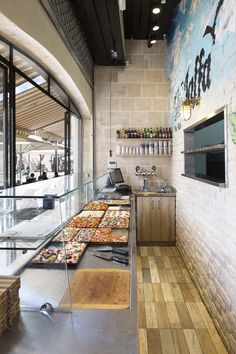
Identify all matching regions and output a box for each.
[96,246,129,256]
[91,251,129,266]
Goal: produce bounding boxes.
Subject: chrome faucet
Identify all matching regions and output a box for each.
[135,166,157,192]
[160,180,167,192]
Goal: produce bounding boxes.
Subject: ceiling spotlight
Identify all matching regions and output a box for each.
[153,25,160,31]
[150,39,157,44]
[152,7,160,14]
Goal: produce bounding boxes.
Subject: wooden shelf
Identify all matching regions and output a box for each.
[117,138,172,142]
[117,154,172,157]
[181,174,226,187]
[181,144,225,154]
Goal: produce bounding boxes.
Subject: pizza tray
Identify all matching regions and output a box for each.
[27,243,87,269]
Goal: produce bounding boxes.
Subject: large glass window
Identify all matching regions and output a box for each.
[13,49,48,86]
[15,73,66,184]
[0,39,9,61]
[50,78,69,107]
[0,37,82,188]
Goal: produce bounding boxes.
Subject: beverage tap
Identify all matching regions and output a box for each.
[135,165,157,191]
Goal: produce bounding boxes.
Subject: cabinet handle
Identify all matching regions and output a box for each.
[158,200,160,209]
[151,200,154,209]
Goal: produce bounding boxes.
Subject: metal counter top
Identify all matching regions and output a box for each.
[0,197,138,354]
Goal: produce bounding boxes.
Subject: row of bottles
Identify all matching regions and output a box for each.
[116,140,172,156]
[116,127,172,139]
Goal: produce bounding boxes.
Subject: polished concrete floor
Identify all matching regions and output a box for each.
[137,246,228,354]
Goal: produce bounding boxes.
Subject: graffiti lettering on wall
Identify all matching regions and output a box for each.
[173,48,211,131]
[203,0,224,45]
[186,49,211,98]
[173,0,225,132]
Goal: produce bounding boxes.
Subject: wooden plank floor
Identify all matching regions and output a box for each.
[137,246,228,354]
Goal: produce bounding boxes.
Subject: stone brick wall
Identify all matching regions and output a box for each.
[94,40,171,188]
[169,1,236,352]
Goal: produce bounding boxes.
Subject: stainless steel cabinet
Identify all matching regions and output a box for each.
[136,196,175,245]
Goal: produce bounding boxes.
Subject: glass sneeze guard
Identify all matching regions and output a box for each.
[0,173,108,310]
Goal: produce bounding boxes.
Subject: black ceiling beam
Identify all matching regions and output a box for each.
[94,0,115,62]
[123,0,132,39]
[132,0,142,39]
[75,0,109,65]
[75,0,125,66]
[106,0,125,65]
[140,0,151,39]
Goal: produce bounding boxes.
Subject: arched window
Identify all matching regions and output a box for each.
[0,37,82,188]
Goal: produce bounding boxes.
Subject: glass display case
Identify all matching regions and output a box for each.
[0,173,108,310]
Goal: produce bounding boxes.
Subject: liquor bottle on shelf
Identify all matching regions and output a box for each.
[144,128,147,138]
[166,128,169,138]
[156,127,159,138]
[163,128,166,138]
[150,128,153,139]
[146,128,150,138]
[124,130,128,138]
[116,130,120,139]
[159,127,162,138]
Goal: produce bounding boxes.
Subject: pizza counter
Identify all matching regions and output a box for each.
[0,196,138,354]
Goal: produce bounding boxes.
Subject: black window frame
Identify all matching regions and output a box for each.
[0,35,83,188]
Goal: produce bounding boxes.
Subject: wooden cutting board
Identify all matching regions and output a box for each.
[60,268,130,309]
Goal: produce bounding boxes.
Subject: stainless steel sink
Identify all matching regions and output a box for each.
[133,186,175,195]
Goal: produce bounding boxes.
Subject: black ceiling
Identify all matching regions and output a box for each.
[42,0,180,68]
[124,0,180,40]
[74,0,125,66]
[75,0,180,65]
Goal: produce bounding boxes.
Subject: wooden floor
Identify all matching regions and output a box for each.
[137,246,228,354]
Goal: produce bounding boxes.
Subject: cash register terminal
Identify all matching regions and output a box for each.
[102,168,132,195]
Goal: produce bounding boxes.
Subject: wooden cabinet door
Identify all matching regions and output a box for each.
[137,197,160,243]
[159,197,175,242]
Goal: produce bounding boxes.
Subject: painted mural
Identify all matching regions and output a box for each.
[168,0,236,133]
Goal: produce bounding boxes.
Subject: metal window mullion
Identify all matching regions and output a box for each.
[64,111,71,175]
[13,67,68,111]
[9,48,16,187]
[0,63,9,188]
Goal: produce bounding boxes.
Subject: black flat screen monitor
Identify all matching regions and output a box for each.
[109,168,124,186]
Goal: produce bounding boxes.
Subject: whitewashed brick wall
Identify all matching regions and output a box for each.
[171,99,236,352]
[169,1,236,351]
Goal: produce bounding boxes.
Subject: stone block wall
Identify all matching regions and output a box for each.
[94,40,171,188]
